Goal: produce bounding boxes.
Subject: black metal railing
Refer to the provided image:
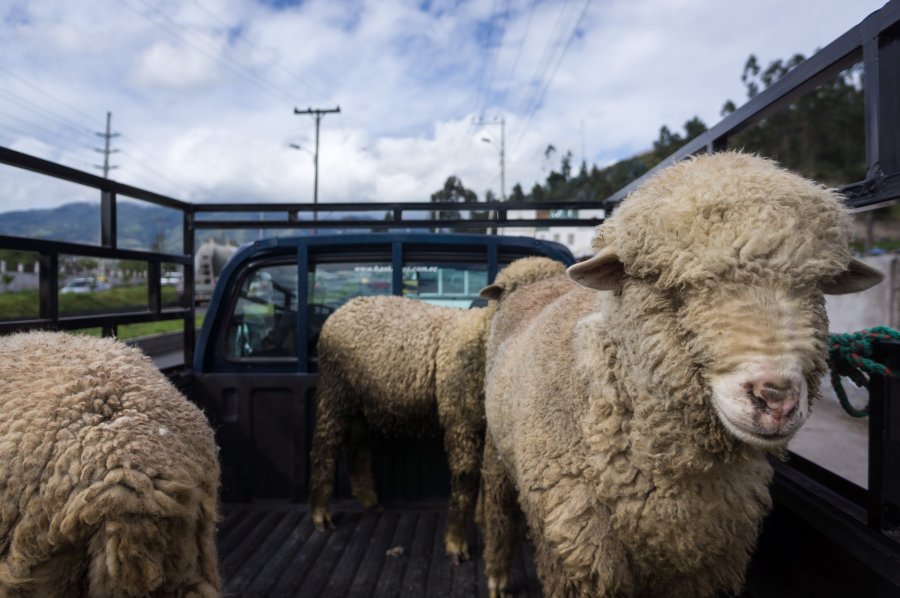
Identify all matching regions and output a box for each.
[0,147,196,364]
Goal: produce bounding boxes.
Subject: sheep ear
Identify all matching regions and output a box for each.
[479,283,504,300]
[567,247,625,291]
[822,258,884,295]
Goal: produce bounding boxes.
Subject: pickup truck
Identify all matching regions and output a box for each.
[2,3,900,594]
[1,181,899,597]
[188,231,574,596]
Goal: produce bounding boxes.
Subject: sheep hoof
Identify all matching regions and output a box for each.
[445,537,470,564]
[487,574,510,598]
[312,508,334,531]
[448,550,467,566]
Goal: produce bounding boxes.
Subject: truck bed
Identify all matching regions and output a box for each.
[217,501,542,597]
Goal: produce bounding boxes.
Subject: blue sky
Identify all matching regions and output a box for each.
[0,0,889,210]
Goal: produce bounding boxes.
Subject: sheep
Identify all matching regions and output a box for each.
[0,331,220,597]
[479,152,884,597]
[308,256,566,563]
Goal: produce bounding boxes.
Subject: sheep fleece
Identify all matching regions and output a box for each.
[483,153,864,597]
[0,332,220,597]
[309,256,567,560]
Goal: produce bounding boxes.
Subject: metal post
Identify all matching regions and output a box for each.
[499,117,505,201]
[294,106,341,234]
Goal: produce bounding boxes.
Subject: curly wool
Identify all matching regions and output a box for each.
[308,256,566,559]
[0,332,220,598]
[599,152,853,289]
[482,153,874,597]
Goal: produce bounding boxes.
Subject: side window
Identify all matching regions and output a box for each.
[402,262,488,308]
[308,261,393,310]
[225,263,298,359]
[307,261,393,363]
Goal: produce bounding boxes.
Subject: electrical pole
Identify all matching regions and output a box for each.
[476,117,505,235]
[293,106,340,233]
[94,111,119,178]
[475,117,505,200]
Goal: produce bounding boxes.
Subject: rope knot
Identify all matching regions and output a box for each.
[827,326,900,417]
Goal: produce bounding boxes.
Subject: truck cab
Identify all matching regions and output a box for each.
[192,232,575,504]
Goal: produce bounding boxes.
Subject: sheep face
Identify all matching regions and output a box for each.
[677,277,826,449]
[575,250,880,454]
[568,152,884,453]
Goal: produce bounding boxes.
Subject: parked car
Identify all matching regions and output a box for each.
[60,277,110,293]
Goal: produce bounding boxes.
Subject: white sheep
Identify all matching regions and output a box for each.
[479,153,883,597]
[0,331,220,597]
[308,256,566,563]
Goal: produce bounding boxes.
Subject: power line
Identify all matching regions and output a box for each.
[116,148,191,198]
[493,0,537,114]
[0,65,105,128]
[511,0,592,155]
[119,0,302,106]
[513,0,576,119]
[188,0,332,101]
[474,0,512,120]
[0,88,95,138]
[0,106,95,157]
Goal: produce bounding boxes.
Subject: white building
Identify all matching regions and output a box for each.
[498,208,604,259]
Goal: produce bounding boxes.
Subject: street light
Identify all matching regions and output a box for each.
[480,136,505,201]
[288,143,313,156]
[481,133,505,235]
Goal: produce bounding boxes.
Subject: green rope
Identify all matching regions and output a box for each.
[827,326,900,418]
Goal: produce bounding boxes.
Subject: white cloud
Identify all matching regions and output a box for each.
[0,0,889,211]
[131,38,225,90]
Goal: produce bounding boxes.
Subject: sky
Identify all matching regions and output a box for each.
[0,0,890,212]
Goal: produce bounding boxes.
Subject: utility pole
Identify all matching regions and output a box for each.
[94,111,119,178]
[293,106,340,233]
[476,117,505,200]
[476,117,505,235]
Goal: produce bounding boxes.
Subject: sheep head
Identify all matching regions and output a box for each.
[568,152,882,453]
[480,256,567,301]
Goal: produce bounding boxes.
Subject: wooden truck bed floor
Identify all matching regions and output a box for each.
[217,501,542,597]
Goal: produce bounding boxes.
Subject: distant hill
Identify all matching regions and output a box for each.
[0,202,389,254]
[0,202,183,250]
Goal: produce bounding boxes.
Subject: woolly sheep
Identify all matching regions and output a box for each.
[479,152,883,597]
[308,256,566,563]
[0,331,220,597]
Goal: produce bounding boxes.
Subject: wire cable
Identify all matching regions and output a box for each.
[510,0,592,156]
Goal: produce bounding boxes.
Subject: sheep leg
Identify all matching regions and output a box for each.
[442,422,484,564]
[481,432,517,597]
[347,417,380,511]
[308,380,350,531]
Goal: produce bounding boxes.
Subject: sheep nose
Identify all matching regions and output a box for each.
[743,379,800,423]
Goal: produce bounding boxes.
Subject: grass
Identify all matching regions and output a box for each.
[74,314,206,341]
[0,284,203,341]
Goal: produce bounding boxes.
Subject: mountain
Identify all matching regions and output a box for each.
[0,202,389,254]
[0,202,183,250]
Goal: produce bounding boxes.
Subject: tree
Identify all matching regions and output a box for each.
[544,144,557,161]
[724,53,865,187]
[651,117,707,164]
[509,183,526,203]
[430,175,478,227]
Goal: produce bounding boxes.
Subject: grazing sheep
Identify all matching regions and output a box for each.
[480,153,884,597]
[308,256,566,563]
[0,331,220,597]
